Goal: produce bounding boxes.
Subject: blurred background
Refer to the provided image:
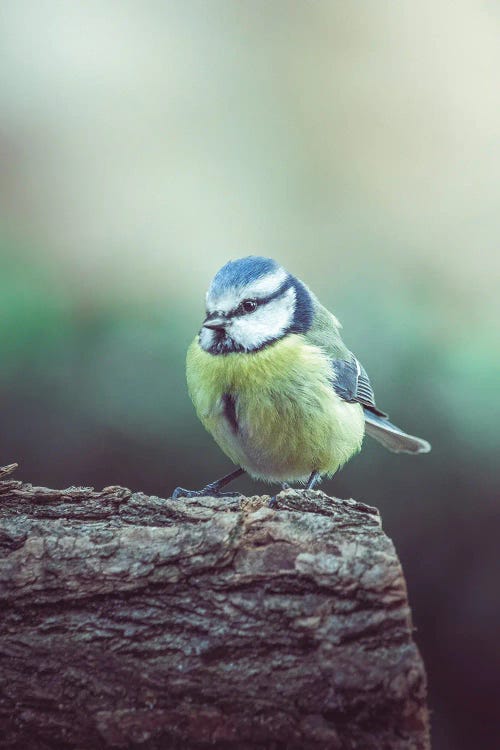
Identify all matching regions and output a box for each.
[0,1,499,747]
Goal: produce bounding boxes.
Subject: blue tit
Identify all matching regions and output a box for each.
[173,256,430,499]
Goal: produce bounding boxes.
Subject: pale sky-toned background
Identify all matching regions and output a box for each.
[0,3,499,749]
[1,1,499,309]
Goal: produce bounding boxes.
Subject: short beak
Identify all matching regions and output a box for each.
[203,316,228,332]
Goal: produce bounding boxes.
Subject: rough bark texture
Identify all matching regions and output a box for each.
[0,465,429,750]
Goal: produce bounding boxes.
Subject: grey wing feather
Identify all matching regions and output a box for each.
[330,354,387,416]
[331,353,431,454]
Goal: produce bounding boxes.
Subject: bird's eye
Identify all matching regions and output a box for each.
[240,299,257,314]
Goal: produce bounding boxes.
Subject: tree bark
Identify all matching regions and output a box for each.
[0,464,429,750]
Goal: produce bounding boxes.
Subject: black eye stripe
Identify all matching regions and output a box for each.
[225,279,292,319]
[259,279,293,305]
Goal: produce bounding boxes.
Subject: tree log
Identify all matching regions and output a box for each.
[0,465,429,749]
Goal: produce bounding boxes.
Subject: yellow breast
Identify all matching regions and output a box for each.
[186,334,365,482]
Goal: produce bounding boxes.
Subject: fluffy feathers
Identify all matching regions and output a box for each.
[186,256,430,487]
[187,334,365,482]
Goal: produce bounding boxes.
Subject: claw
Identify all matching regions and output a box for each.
[172,468,245,501]
[172,487,200,499]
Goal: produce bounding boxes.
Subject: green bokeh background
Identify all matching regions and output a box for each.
[1,3,499,748]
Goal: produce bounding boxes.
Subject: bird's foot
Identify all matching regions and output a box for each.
[172,487,202,499]
[172,486,241,500]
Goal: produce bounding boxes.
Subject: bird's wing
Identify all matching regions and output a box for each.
[330,353,387,417]
[303,301,430,453]
[330,353,431,454]
[303,300,387,414]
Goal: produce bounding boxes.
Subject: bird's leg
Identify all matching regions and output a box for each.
[172,467,245,500]
[306,470,321,490]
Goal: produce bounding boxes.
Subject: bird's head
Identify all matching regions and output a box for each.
[199,256,314,354]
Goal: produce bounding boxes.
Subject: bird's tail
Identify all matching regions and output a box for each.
[363,409,431,454]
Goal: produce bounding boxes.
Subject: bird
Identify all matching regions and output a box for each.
[172,256,430,500]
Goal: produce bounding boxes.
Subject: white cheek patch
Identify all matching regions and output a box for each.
[229,287,296,350]
[206,268,289,315]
